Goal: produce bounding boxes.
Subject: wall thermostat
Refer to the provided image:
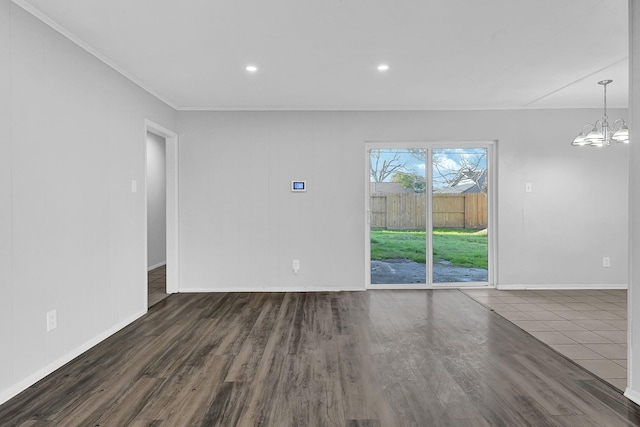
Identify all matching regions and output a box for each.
[291,180,306,192]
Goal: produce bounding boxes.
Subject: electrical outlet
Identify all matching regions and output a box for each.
[292,259,300,274]
[603,257,611,268]
[46,310,57,331]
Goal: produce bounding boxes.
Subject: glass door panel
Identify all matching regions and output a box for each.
[369,148,427,284]
[431,148,489,284]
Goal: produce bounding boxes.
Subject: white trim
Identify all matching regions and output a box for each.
[11,0,179,110]
[145,120,179,295]
[364,145,372,287]
[627,0,637,407]
[0,310,146,406]
[148,261,166,272]
[488,141,498,286]
[175,106,560,112]
[497,283,628,290]
[427,146,434,282]
[628,320,633,399]
[179,287,366,293]
[369,283,493,290]
[624,388,640,406]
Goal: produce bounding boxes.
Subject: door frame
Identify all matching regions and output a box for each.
[145,119,179,295]
[365,140,497,289]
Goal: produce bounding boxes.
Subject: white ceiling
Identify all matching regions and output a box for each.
[14,0,629,111]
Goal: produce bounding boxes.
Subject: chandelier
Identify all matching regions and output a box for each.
[571,79,629,147]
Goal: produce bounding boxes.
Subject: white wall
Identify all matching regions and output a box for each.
[146,131,167,269]
[177,109,629,292]
[626,0,640,406]
[0,1,176,403]
[0,0,13,393]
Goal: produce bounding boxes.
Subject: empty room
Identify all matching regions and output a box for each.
[2,0,640,425]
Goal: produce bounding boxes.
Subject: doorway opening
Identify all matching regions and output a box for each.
[145,119,179,307]
[146,131,169,307]
[365,142,495,288]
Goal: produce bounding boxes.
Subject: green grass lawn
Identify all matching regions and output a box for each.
[370,228,488,269]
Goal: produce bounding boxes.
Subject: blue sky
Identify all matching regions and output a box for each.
[370,148,487,189]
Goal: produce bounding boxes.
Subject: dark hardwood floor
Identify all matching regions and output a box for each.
[2,290,639,426]
[148,265,169,308]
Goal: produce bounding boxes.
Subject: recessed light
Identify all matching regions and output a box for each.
[246,65,258,73]
[377,64,389,71]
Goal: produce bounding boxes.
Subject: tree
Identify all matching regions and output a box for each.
[392,171,426,192]
[407,148,487,191]
[370,150,406,182]
[407,149,426,161]
[432,151,486,191]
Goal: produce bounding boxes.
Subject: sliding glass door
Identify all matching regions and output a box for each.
[366,143,492,287]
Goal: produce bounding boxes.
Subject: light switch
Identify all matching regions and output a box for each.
[525,183,532,193]
[131,180,137,193]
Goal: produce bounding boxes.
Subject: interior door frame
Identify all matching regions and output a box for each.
[145,119,179,296]
[365,140,497,289]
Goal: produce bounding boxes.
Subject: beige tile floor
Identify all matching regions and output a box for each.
[148,265,169,308]
[462,288,627,391]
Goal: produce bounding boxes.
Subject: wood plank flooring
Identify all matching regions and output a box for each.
[1,290,640,426]
[148,265,169,308]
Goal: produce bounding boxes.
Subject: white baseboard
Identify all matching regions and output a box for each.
[179,284,626,292]
[179,286,366,293]
[148,262,166,271]
[367,283,494,290]
[624,387,640,405]
[496,283,627,291]
[0,309,147,406]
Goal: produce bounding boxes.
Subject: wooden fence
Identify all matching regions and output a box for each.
[371,193,487,229]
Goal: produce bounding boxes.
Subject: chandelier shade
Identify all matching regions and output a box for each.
[611,123,629,143]
[571,80,628,147]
